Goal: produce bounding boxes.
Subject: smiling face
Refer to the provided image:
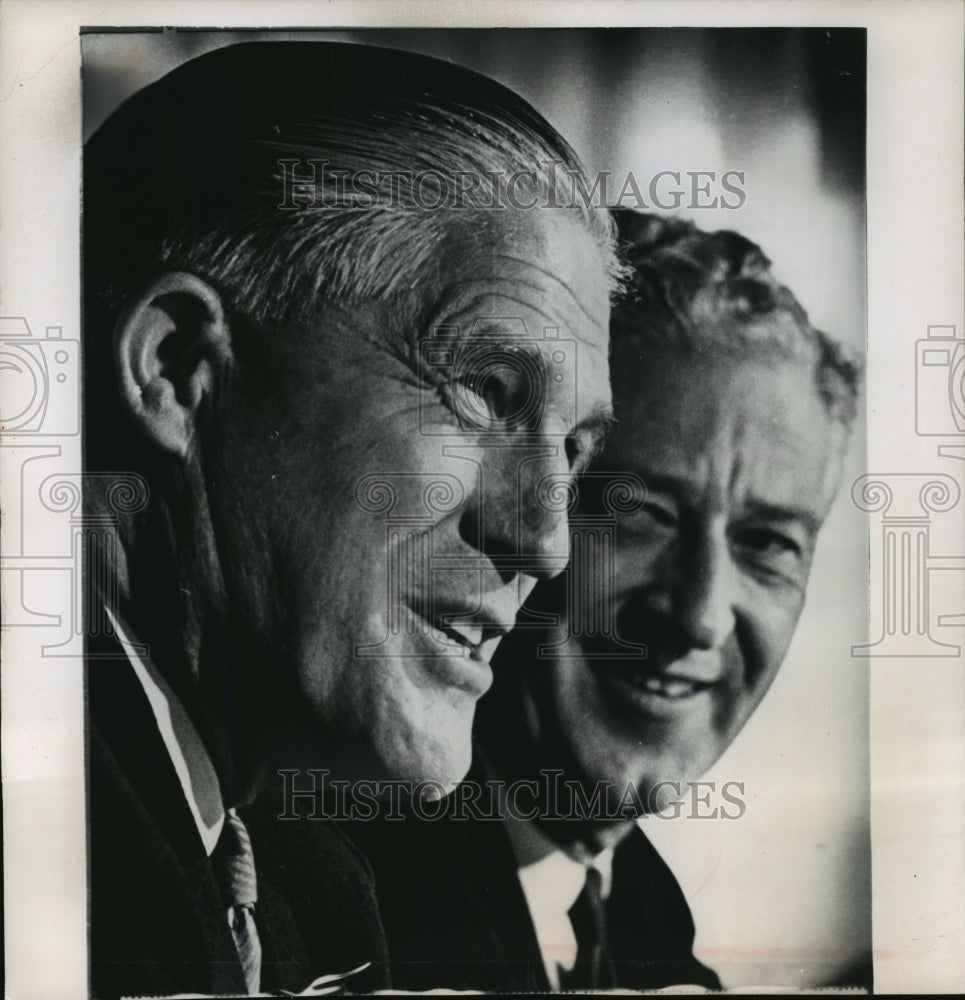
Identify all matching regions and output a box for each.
[209,210,613,791]
[537,345,848,811]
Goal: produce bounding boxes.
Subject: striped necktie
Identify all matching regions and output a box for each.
[214,808,262,994]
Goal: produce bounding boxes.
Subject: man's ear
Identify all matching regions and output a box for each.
[114,273,234,456]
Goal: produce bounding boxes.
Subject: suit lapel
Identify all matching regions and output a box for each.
[88,635,248,997]
[607,826,722,990]
[470,814,552,992]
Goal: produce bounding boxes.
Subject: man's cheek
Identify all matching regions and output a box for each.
[613,541,661,592]
[753,605,803,682]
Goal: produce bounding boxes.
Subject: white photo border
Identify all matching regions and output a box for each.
[1,1,962,996]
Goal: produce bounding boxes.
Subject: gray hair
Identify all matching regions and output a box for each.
[610,209,861,425]
[85,42,619,343]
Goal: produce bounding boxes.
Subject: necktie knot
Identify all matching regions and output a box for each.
[214,808,261,994]
[217,808,259,908]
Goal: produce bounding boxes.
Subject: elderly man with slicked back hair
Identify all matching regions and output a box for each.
[84,40,618,998]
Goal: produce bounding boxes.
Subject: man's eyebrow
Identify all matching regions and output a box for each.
[586,466,826,532]
[584,462,682,496]
[742,500,823,533]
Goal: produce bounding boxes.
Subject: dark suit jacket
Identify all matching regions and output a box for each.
[354,770,722,993]
[88,641,389,998]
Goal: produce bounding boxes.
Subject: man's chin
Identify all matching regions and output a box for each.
[570,746,710,816]
[373,715,475,795]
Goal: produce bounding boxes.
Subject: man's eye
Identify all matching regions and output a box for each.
[619,498,677,533]
[739,528,799,555]
[732,528,805,580]
[642,501,677,528]
[444,345,547,431]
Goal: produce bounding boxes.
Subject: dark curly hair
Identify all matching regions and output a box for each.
[610,209,861,425]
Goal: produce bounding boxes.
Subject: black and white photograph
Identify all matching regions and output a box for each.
[0,3,962,998]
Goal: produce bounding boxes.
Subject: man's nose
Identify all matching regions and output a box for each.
[671,522,736,651]
[460,443,571,582]
[518,448,572,580]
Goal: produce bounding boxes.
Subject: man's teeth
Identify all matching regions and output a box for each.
[631,674,700,699]
[430,624,471,650]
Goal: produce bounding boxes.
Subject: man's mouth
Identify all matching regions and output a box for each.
[589,659,718,709]
[408,604,509,667]
[622,672,712,700]
[428,619,485,660]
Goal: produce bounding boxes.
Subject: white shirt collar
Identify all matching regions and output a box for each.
[105,606,225,856]
[504,812,613,990]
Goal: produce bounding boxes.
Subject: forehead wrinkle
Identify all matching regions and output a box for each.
[632,406,838,526]
[438,285,606,349]
[488,252,605,327]
[725,423,834,522]
[439,250,605,327]
[615,425,716,507]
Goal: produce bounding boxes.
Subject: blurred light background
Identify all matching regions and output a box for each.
[83,28,870,990]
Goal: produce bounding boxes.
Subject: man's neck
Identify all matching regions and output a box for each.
[476,684,636,859]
